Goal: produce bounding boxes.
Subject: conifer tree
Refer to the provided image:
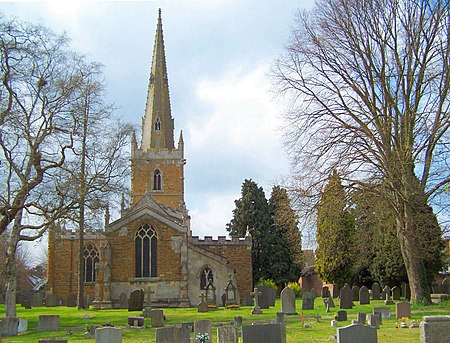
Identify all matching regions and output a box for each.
[315,170,354,286]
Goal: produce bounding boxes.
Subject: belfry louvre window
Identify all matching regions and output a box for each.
[153,169,162,191]
[135,224,158,278]
[83,244,99,283]
[154,117,161,131]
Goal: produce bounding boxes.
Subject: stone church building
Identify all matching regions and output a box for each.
[46,11,252,308]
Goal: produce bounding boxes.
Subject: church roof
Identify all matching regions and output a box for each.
[141,9,175,150]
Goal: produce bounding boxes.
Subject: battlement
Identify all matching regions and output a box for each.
[189,235,251,246]
[132,146,183,162]
[58,228,106,240]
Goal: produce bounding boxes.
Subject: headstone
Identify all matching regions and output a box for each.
[241,323,282,343]
[21,298,32,309]
[420,316,450,343]
[357,312,366,326]
[95,327,122,343]
[181,322,194,333]
[373,307,390,320]
[257,285,276,308]
[38,315,60,331]
[217,325,238,343]
[0,317,18,336]
[127,316,144,328]
[119,292,128,309]
[155,327,190,343]
[383,286,393,305]
[359,285,370,305]
[337,323,377,343]
[396,301,411,320]
[340,284,353,309]
[322,286,330,298]
[250,287,263,314]
[274,312,287,343]
[441,278,450,295]
[234,316,243,327]
[32,291,44,307]
[401,283,411,301]
[352,285,360,301]
[66,293,77,307]
[38,339,68,343]
[18,318,27,333]
[301,290,314,310]
[150,309,164,328]
[332,284,340,298]
[281,287,297,315]
[44,293,58,307]
[331,320,338,327]
[198,292,208,313]
[128,289,144,311]
[194,319,212,340]
[371,283,381,300]
[392,286,401,301]
[368,314,380,329]
[336,310,347,322]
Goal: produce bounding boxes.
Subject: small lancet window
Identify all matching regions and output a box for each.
[83,243,100,283]
[154,118,161,131]
[153,169,162,191]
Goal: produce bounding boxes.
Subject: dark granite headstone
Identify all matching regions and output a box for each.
[257,286,276,308]
[155,327,190,343]
[127,316,144,327]
[392,286,401,301]
[396,301,411,319]
[371,283,381,300]
[38,315,60,331]
[322,286,330,298]
[128,289,145,311]
[242,323,282,343]
[340,284,353,309]
[401,283,411,301]
[352,285,360,301]
[359,285,370,305]
[332,284,340,298]
[442,278,450,295]
[301,290,314,310]
[336,310,347,321]
[337,324,377,343]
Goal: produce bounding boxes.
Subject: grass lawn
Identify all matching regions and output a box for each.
[1,297,449,342]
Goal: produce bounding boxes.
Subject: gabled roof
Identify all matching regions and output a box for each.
[107,192,187,233]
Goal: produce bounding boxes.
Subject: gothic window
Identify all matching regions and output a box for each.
[200,266,214,290]
[83,243,99,283]
[135,224,158,278]
[153,169,162,191]
[154,118,161,131]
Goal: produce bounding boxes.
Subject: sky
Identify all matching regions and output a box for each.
[1,0,316,241]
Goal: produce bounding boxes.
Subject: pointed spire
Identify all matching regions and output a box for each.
[141,9,175,151]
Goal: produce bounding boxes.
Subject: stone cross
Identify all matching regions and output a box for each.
[199,292,207,303]
[250,287,262,314]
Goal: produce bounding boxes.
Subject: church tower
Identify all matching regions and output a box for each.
[131,9,185,209]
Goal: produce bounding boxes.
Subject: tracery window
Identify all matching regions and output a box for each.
[154,118,161,131]
[153,169,162,191]
[135,224,158,278]
[200,266,214,290]
[83,243,99,283]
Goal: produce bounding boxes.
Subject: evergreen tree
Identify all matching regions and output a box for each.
[226,179,274,285]
[315,170,354,286]
[269,186,304,286]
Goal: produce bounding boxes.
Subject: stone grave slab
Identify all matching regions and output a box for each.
[336,310,347,322]
[368,314,380,329]
[322,286,330,298]
[359,286,370,305]
[352,285,360,301]
[150,309,164,328]
[396,301,411,320]
[242,323,282,343]
[340,284,353,309]
[95,327,122,343]
[401,283,411,301]
[66,293,77,307]
[0,317,18,336]
[38,339,68,343]
[332,284,340,298]
[281,287,297,315]
[128,289,144,311]
[217,325,238,343]
[420,316,450,343]
[337,323,377,343]
[181,322,194,332]
[155,327,190,343]
[21,298,32,309]
[38,315,60,331]
[127,316,144,328]
[119,292,128,309]
[357,312,366,325]
[441,278,450,295]
[392,286,401,300]
[372,283,381,300]
[257,285,275,308]
[301,290,314,310]
[194,319,212,339]
[44,293,58,307]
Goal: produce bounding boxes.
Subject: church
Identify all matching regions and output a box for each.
[46,10,252,308]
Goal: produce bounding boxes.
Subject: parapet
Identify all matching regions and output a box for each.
[189,235,252,246]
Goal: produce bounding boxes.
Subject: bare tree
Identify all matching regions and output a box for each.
[273,0,450,303]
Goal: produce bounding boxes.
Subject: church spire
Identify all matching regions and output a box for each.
[141,9,175,150]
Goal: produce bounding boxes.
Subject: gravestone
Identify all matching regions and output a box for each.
[32,291,44,307]
[38,315,60,331]
[281,287,297,315]
[127,316,144,328]
[38,339,68,343]
[119,292,128,309]
[95,327,122,343]
[372,283,381,300]
[257,286,276,308]
[357,312,366,326]
[322,286,330,298]
[198,292,208,313]
[340,284,353,309]
[274,312,287,343]
[359,285,370,305]
[441,278,450,294]
[250,288,263,314]
[234,316,243,327]
[337,323,377,343]
[0,317,18,336]
[383,286,393,305]
[420,316,450,343]
[150,309,164,328]
[336,310,347,322]
[45,293,58,307]
[368,314,380,329]
[194,319,212,340]
[66,293,77,307]
[392,286,401,301]
[18,318,27,333]
[155,327,190,343]
[205,280,216,305]
[332,284,340,298]
[352,285,360,301]
[401,283,411,301]
[217,325,238,343]
[396,302,411,320]
[128,289,144,311]
[21,298,32,309]
[242,323,282,343]
[373,307,390,320]
[301,290,314,310]
[84,325,99,339]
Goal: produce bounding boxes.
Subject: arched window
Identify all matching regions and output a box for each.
[200,266,214,290]
[83,243,99,283]
[154,118,161,131]
[135,224,158,278]
[153,169,162,191]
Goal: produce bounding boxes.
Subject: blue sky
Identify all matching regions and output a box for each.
[1,0,315,239]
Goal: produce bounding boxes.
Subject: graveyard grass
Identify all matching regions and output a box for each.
[2,298,450,342]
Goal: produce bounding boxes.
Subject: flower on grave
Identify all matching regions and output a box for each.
[196,333,209,343]
[399,316,409,323]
